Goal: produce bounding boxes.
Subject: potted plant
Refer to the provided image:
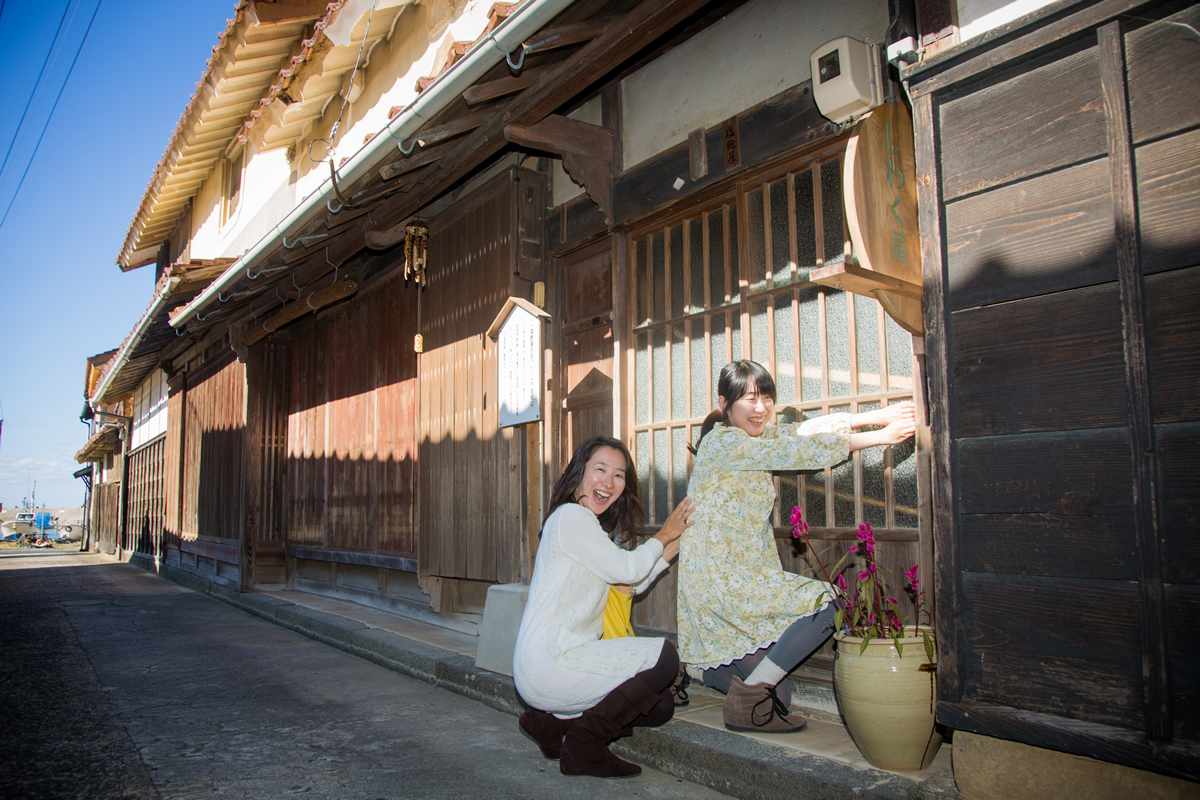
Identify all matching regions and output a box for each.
[792,508,942,771]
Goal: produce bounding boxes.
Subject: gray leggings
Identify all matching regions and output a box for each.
[701,603,837,701]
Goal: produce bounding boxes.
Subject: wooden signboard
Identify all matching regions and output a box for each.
[829,102,924,334]
[488,297,550,428]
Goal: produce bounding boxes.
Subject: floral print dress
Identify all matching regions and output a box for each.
[676,415,852,669]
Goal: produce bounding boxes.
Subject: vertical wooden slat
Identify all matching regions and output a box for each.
[1099,19,1168,742]
[912,89,961,704]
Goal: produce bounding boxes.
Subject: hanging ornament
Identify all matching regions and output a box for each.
[404,223,428,286]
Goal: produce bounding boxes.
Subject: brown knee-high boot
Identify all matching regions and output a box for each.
[560,641,679,778]
[519,708,573,759]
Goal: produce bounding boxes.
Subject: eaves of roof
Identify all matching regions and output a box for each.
[90,258,234,405]
[116,1,331,271]
[75,424,121,464]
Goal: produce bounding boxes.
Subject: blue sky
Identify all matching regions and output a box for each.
[0,0,234,508]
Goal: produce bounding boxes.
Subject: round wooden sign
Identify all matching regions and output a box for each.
[843,102,924,335]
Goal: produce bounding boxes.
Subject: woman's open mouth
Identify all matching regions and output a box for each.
[592,489,612,506]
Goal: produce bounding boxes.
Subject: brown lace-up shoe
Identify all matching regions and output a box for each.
[722,676,808,733]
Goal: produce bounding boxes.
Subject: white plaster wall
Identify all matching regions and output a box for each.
[131,368,168,450]
[957,0,1059,41]
[191,0,497,260]
[620,0,888,171]
[550,96,602,206]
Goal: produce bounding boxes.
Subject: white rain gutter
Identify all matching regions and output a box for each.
[170,0,575,330]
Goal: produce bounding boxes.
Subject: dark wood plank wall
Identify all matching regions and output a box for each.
[164,373,186,553]
[126,436,166,557]
[244,339,289,586]
[907,0,1200,780]
[418,168,544,583]
[180,353,246,544]
[93,480,121,553]
[285,271,419,558]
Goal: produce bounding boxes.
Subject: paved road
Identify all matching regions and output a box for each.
[0,552,731,800]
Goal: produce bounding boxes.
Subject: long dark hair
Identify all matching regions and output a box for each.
[542,436,644,544]
[690,360,778,453]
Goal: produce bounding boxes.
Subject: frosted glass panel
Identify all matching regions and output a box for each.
[802,408,827,526]
[892,436,918,528]
[672,427,688,513]
[826,289,851,398]
[832,405,854,526]
[855,294,881,395]
[750,299,768,365]
[671,325,686,420]
[770,178,792,286]
[689,218,704,312]
[635,332,649,425]
[690,318,706,417]
[747,187,766,294]
[798,286,822,401]
[793,167,816,280]
[731,310,742,362]
[670,224,685,319]
[774,293,795,404]
[636,431,649,524]
[779,474,799,529]
[635,237,647,325]
[729,204,740,304]
[710,314,726,401]
[654,428,669,524]
[821,158,845,266]
[886,314,913,392]
[858,401,887,528]
[708,209,726,305]
[652,328,667,423]
[651,231,666,323]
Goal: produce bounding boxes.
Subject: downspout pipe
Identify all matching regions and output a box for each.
[170,0,575,330]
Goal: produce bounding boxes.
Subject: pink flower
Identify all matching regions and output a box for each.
[858,572,869,582]
[837,574,848,591]
[790,506,809,538]
[904,564,920,588]
[887,597,897,605]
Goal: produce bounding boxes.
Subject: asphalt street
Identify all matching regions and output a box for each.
[0,551,732,800]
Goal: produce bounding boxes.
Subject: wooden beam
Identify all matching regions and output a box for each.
[244,277,358,347]
[809,261,923,299]
[462,67,548,106]
[379,147,443,181]
[522,18,615,54]
[503,114,614,161]
[365,0,713,250]
[561,151,613,224]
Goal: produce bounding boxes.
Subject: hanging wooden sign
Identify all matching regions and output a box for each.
[487,297,551,428]
[838,101,924,335]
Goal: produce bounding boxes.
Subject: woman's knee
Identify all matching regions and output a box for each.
[639,640,680,694]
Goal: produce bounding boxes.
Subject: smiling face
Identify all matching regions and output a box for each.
[573,446,628,515]
[719,378,775,437]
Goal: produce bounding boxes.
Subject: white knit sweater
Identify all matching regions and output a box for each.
[513,503,671,717]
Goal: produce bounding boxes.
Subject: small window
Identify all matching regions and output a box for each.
[222,150,243,224]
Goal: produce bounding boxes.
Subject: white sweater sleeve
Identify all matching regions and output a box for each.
[556,504,665,586]
[631,557,671,595]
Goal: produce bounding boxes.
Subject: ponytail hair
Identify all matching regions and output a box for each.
[689,360,778,453]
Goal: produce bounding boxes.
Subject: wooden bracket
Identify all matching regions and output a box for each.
[505,115,614,222]
[810,261,923,298]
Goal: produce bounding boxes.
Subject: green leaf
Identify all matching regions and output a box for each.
[834,608,844,632]
[859,636,872,655]
[895,637,903,657]
[923,630,936,663]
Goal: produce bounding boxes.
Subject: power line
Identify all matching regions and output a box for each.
[0,0,74,183]
[0,0,102,231]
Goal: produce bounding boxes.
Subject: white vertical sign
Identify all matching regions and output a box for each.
[497,304,542,428]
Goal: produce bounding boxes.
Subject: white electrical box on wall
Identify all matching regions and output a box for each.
[810,36,883,125]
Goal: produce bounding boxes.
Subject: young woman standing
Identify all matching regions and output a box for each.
[678,361,915,733]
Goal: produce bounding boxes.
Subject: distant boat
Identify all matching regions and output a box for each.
[1,511,59,538]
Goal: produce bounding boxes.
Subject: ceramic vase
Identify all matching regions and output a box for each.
[832,626,942,771]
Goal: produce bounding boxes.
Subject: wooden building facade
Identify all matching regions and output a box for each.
[79,0,1196,789]
[905,0,1199,782]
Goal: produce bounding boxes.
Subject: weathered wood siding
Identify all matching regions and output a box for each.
[93,479,121,554]
[418,167,544,583]
[244,339,289,586]
[181,353,246,542]
[907,0,1199,780]
[287,271,418,558]
[126,435,166,556]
